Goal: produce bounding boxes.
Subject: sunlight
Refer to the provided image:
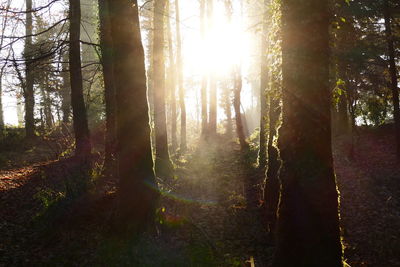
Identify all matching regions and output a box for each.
[184,4,246,78]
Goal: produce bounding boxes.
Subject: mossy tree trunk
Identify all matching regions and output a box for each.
[274,0,343,266]
[108,0,159,234]
[264,96,281,237]
[258,0,270,171]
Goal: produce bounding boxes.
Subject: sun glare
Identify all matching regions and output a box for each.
[184,7,246,78]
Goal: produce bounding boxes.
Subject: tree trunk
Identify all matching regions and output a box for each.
[337,87,349,134]
[258,0,269,171]
[222,82,233,138]
[175,0,187,152]
[234,67,248,150]
[200,0,208,136]
[98,0,116,175]
[383,0,400,158]
[153,0,173,179]
[60,52,71,124]
[25,0,35,138]
[108,0,159,234]
[166,0,177,152]
[207,0,217,135]
[0,71,4,130]
[69,0,92,157]
[274,0,343,265]
[264,97,280,236]
[336,19,350,135]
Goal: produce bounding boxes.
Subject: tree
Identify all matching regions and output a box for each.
[153,0,173,179]
[200,0,208,137]
[24,0,35,138]
[258,0,269,171]
[273,0,343,265]
[261,0,281,236]
[383,0,400,158]
[108,0,158,234]
[60,51,71,124]
[69,0,92,156]
[175,0,187,152]
[233,65,248,150]
[98,0,116,174]
[207,0,217,135]
[166,0,177,151]
[0,1,11,131]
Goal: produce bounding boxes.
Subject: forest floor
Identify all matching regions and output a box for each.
[1,125,400,266]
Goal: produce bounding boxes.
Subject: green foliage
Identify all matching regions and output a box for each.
[0,127,29,151]
[333,78,347,106]
[33,188,65,213]
[358,94,390,126]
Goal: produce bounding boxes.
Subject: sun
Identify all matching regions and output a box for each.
[183,5,246,79]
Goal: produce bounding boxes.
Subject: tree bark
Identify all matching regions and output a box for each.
[200,0,208,136]
[166,0,177,152]
[175,0,187,152]
[258,0,269,171]
[0,71,4,130]
[207,0,217,135]
[24,0,35,138]
[153,0,173,179]
[69,0,92,157]
[98,0,116,174]
[108,0,159,234]
[60,52,71,124]
[234,67,248,151]
[274,0,343,265]
[264,97,280,235]
[383,0,400,158]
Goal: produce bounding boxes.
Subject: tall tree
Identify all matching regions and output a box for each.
[166,0,177,151]
[233,66,248,150]
[273,0,343,265]
[69,0,92,156]
[264,96,281,235]
[60,51,71,124]
[200,0,208,136]
[175,0,187,151]
[383,0,400,158]
[98,0,116,174]
[0,2,10,131]
[258,0,269,171]
[153,0,173,179]
[24,0,35,138]
[0,67,4,130]
[222,0,233,139]
[263,0,282,237]
[108,0,158,234]
[207,0,217,135]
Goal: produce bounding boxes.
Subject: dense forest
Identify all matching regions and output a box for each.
[0,0,399,266]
